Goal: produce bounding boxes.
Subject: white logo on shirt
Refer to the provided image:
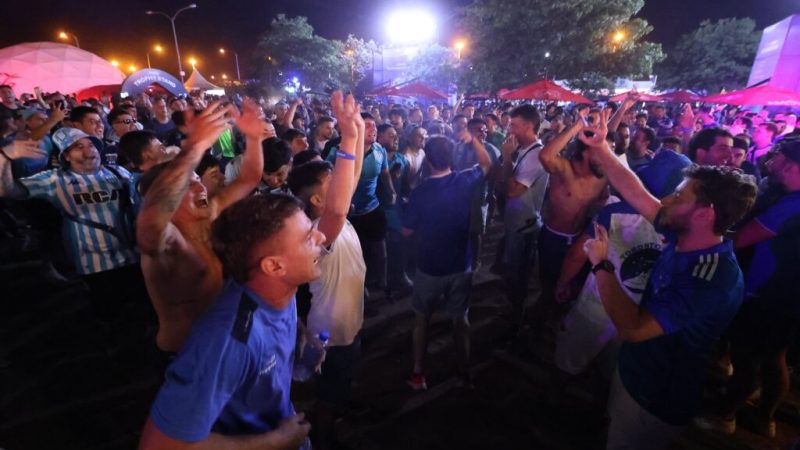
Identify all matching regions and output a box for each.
[259,355,277,376]
[692,253,719,281]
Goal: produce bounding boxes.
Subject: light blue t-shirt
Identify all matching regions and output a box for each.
[150,280,298,441]
[328,142,388,215]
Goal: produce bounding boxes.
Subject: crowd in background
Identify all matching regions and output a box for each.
[1,81,800,449]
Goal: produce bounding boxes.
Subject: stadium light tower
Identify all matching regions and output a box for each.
[385,10,437,45]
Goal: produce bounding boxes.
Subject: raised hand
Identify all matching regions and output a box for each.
[183,100,234,154]
[583,223,610,266]
[50,101,67,123]
[678,104,695,129]
[234,97,270,140]
[2,140,47,160]
[501,134,518,157]
[578,108,610,149]
[330,91,361,141]
[458,128,474,144]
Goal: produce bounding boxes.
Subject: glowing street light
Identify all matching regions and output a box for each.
[147,44,164,68]
[454,39,466,59]
[128,64,138,73]
[221,74,228,80]
[218,47,241,81]
[210,75,216,80]
[386,10,437,45]
[110,59,120,67]
[545,51,551,58]
[612,31,626,43]
[58,30,80,48]
[146,3,197,83]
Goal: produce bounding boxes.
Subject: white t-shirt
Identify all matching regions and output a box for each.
[505,141,548,231]
[555,201,663,375]
[307,219,366,347]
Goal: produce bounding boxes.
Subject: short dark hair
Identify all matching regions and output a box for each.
[377,123,394,136]
[107,108,132,124]
[262,138,293,173]
[388,108,406,121]
[360,112,375,122]
[638,127,659,150]
[196,153,220,177]
[467,118,487,129]
[738,116,753,129]
[171,110,187,127]
[211,193,304,282]
[760,122,779,139]
[287,160,333,214]
[688,128,733,163]
[683,165,757,234]
[293,149,322,167]
[452,114,467,124]
[69,106,99,123]
[317,115,334,126]
[635,112,648,121]
[661,136,682,147]
[137,161,170,197]
[510,104,541,133]
[424,136,454,171]
[731,137,749,151]
[119,130,157,169]
[485,113,500,124]
[282,128,306,142]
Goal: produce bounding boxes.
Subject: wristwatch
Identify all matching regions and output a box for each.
[591,260,615,275]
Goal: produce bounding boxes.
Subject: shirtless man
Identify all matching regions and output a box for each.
[136,99,273,352]
[532,106,608,336]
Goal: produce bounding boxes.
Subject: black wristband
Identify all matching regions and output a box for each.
[591,260,615,275]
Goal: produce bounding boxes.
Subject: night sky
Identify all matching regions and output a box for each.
[1,0,798,79]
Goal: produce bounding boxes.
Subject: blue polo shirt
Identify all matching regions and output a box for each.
[150,280,298,441]
[618,212,744,425]
[403,166,484,276]
[328,142,388,216]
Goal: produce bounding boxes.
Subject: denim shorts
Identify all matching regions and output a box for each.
[412,271,472,318]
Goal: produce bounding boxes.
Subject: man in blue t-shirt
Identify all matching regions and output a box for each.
[139,194,326,449]
[402,134,492,391]
[695,138,800,438]
[328,113,396,296]
[579,112,757,450]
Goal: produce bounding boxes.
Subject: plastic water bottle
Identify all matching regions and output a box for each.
[293,330,329,382]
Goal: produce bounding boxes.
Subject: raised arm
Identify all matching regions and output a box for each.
[607,92,639,133]
[0,141,48,199]
[540,108,587,174]
[581,110,661,223]
[136,102,232,256]
[585,223,664,342]
[213,98,274,211]
[458,129,492,175]
[279,98,302,130]
[30,102,66,141]
[317,92,364,246]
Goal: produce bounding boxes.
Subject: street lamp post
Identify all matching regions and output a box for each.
[146,3,197,83]
[58,31,80,48]
[454,40,466,59]
[219,48,241,81]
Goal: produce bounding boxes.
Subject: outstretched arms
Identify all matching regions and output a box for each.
[539,107,588,174]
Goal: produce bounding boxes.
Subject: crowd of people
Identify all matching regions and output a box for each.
[2,80,800,449]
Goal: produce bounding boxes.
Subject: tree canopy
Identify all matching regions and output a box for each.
[656,18,760,94]
[458,0,663,92]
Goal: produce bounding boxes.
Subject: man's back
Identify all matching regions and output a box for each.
[404,167,483,276]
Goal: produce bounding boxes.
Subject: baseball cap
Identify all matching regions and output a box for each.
[21,108,45,122]
[777,137,800,165]
[635,150,693,198]
[52,127,103,157]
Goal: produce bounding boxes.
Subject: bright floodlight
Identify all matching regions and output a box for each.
[386,10,436,44]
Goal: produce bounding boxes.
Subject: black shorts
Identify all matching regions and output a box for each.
[349,206,387,242]
[316,334,361,406]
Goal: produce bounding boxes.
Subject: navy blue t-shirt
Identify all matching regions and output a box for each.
[403,166,484,276]
[618,212,744,425]
[150,280,298,441]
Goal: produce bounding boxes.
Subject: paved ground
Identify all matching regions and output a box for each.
[1,222,799,450]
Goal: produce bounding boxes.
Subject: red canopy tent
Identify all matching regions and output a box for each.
[366,84,399,97]
[703,85,800,106]
[499,79,593,103]
[657,90,702,103]
[608,91,661,102]
[387,82,448,100]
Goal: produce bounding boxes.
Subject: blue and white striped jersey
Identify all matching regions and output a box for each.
[20,166,138,275]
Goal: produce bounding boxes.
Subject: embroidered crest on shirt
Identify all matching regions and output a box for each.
[692,253,720,281]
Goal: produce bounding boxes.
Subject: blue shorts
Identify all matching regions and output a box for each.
[412,271,472,318]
